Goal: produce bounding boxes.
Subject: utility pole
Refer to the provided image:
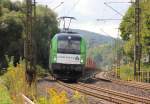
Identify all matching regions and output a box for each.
[116,29,121,78]
[134,0,141,80]
[25,0,36,86]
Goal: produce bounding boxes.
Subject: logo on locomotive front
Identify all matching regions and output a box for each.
[56,53,80,64]
[75,56,79,60]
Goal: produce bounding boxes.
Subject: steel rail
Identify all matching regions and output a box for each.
[112,79,150,90]
[58,81,137,104]
[79,82,150,104]
[101,71,150,90]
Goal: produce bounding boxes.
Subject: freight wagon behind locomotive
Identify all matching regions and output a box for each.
[49,32,86,81]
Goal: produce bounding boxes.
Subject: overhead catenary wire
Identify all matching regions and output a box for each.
[97,0,133,71]
[36,0,63,10]
[99,28,112,37]
[104,2,123,17]
[97,1,131,36]
[57,0,80,30]
[98,0,133,29]
[97,19,121,21]
[53,1,64,10]
[106,1,134,4]
[66,0,80,16]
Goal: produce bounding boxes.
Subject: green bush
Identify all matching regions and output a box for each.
[120,64,134,80]
[119,63,150,81]
[2,58,36,104]
[0,84,12,104]
[36,65,49,77]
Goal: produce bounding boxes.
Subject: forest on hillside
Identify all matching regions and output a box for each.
[0,0,59,69]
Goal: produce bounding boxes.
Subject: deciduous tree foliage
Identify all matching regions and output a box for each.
[0,0,58,69]
[32,5,58,68]
[119,1,150,61]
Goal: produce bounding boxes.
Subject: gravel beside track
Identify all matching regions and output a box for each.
[58,81,139,104]
[37,79,113,104]
[37,73,150,104]
[93,72,150,98]
[78,82,150,103]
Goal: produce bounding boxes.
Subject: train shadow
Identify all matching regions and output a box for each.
[79,78,99,84]
[60,80,77,84]
[79,77,112,84]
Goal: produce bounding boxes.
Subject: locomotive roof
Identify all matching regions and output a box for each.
[54,32,82,39]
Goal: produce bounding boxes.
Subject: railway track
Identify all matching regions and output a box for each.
[98,71,150,90]
[58,81,150,104]
[79,82,150,104]
[111,79,150,90]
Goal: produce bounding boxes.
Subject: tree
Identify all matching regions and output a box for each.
[119,1,150,62]
[0,0,59,69]
[32,5,59,68]
[0,4,24,67]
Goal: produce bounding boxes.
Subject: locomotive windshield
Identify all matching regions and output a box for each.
[58,39,80,54]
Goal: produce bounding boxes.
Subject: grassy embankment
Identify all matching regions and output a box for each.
[118,63,150,81]
[0,84,13,104]
[0,57,87,104]
[0,58,35,103]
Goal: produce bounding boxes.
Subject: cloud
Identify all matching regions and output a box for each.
[71,20,120,38]
[99,24,120,38]
[18,0,130,38]
[74,0,104,16]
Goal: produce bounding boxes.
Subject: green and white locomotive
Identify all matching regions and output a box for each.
[49,32,86,81]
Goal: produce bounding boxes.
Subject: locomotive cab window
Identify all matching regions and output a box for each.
[57,36,81,54]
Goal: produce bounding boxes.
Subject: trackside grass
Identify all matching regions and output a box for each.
[119,64,150,81]
[36,88,88,104]
[119,64,134,80]
[0,84,13,104]
[1,58,88,104]
[1,58,36,104]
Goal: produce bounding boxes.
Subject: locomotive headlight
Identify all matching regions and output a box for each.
[54,57,56,61]
[80,59,83,63]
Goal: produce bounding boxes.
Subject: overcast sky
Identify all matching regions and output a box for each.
[11,0,132,37]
